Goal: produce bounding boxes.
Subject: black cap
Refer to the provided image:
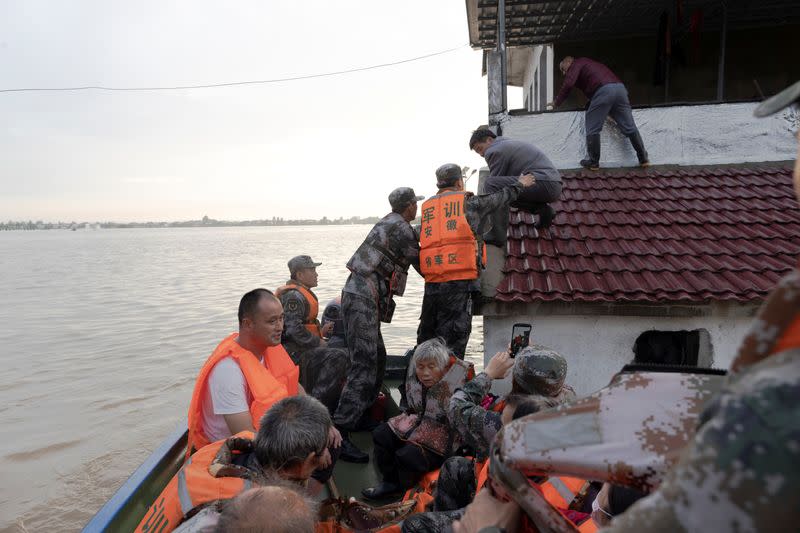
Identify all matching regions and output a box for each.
[388,187,425,210]
[288,255,321,276]
[754,80,800,117]
[435,163,462,188]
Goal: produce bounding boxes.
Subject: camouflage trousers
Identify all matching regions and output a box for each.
[416,291,473,359]
[401,456,476,533]
[333,292,387,430]
[299,346,350,414]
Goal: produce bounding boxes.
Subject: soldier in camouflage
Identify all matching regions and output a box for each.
[600,80,800,533]
[448,345,576,460]
[416,164,535,358]
[275,256,349,416]
[332,187,423,461]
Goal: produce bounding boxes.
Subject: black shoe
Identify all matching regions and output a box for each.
[339,437,369,464]
[534,205,556,229]
[362,481,402,500]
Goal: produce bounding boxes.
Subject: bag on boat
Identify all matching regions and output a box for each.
[489,367,726,533]
[317,497,417,532]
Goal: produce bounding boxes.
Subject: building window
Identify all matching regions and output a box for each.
[632,329,713,367]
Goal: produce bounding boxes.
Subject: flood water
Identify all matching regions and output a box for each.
[0,225,483,532]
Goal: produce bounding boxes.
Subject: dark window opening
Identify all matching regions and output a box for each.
[633,329,713,367]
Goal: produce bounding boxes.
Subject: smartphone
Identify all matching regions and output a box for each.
[510,323,532,358]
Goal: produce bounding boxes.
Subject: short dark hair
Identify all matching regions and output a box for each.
[238,288,277,326]
[469,128,496,149]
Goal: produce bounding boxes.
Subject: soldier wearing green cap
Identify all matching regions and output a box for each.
[332,187,423,462]
[416,164,535,359]
[447,344,575,461]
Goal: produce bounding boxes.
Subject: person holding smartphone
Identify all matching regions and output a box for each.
[447,343,575,462]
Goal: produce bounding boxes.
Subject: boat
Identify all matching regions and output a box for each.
[82,354,411,532]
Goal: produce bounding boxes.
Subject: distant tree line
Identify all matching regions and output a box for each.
[1,215,382,231]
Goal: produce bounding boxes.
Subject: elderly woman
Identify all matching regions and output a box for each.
[363,338,474,500]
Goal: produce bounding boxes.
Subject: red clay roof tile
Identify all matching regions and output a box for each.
[496,164,800,304]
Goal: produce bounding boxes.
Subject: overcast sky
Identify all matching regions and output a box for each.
[0,1,524,222]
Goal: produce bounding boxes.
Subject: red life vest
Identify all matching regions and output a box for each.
[187,333,299,453]
[419,191,485,283]
[135,432,255,533]
[275,281,322,337]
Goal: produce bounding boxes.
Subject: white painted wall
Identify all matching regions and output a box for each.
[501,102,797,168]
[483,311,753,397]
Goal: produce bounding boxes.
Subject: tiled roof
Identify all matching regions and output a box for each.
[497,164,800,304]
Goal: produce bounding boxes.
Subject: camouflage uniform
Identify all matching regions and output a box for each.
[447,372,503,460]
[333,204,421,431]
[417,164,525,358]
[448,346,575,459]
[604,269,800,533]
[278,284,350,414]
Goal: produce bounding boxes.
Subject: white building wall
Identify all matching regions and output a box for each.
[483,311,753,397]
[501,102,797,168]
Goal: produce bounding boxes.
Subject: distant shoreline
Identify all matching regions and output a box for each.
[1,216,382,231]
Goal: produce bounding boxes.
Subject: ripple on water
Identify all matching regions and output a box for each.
[4,438,85,462]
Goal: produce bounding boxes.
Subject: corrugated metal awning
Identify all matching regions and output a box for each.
[466,0,800,49]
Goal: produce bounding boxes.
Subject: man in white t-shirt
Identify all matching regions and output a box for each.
[189,289,342,454]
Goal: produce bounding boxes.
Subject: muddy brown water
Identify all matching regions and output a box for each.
[0,225,484,532]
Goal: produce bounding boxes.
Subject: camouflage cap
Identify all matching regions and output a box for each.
[512,345,568,397]
[435,163,462,188]
[288,255,321,275]
[388,187,425,211]
[754,79,800,117]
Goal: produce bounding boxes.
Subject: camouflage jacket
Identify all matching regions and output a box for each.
[447,372,502,459]
[344,212,420,301]
[424,184,522,295]
[388,357,474,455]
[277,284,321,357]
[604,268,800,533]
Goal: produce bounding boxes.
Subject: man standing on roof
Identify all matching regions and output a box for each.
[469,129,562,245]
[332,187,424,462]
[416,164,535,358]
[598,80,800,533]
[549,56,649,171]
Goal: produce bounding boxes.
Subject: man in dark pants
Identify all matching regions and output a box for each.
[550,56,649,170]
[275,256,349,431]
[332,187,423,461]
[469,129,561,244]
[416,164,535,357]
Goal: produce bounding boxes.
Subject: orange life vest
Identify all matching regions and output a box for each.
[187,333,300,453]
[419,190,485,283]
[773,315,800,354]
[135,431,255,533]
[275,281,322,337]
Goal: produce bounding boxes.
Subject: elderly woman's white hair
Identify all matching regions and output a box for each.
[411,338,450,371]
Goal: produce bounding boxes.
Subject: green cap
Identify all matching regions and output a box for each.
[513,345,568,397]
